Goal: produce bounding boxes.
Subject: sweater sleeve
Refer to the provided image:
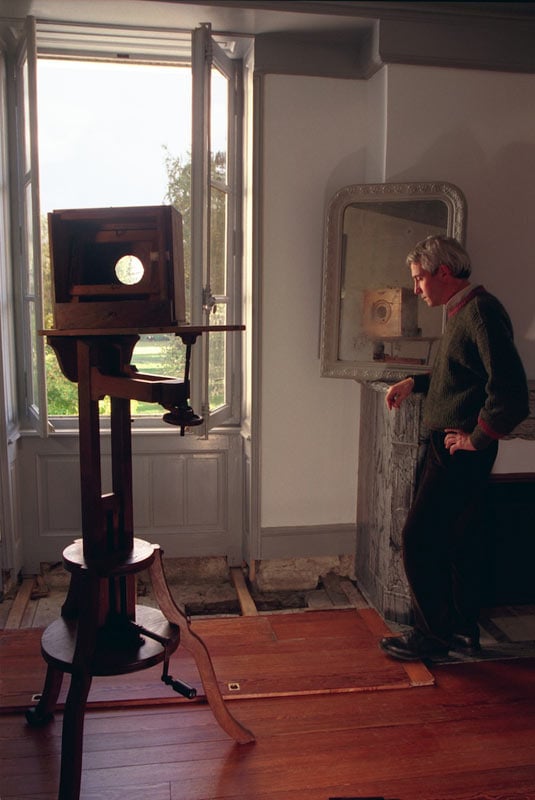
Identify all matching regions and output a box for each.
[410,373,431,394]
[470,303,530,449]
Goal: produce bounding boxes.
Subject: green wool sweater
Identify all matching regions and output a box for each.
[412,286,529,449]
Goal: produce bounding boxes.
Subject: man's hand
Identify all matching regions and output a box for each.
[444,428,476,454]
[385,377,414,410]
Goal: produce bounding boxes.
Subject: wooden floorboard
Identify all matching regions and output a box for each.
[1,629,534,799]
[0,610,433,713]
[4,579,35,629]
[1,660,535,799]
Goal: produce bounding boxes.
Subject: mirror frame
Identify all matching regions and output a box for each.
[319,181,467,382]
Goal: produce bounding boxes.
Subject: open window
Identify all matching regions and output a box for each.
[12,18,244,432]
[191,23,243,430]
[11,17,48,435]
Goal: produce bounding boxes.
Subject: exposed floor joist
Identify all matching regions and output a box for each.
[230,566,259,616]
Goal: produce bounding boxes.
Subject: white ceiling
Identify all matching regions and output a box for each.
[2,0,533,38]
[1,0,367,34]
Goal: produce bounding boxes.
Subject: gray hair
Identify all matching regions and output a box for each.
[406,235,471,279]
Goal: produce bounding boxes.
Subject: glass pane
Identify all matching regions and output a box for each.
[28,301,39,409]
[45,341,78,415]
[41,216,54,327]
[208,303,227,410]
[163,151,192,305]
[22,59,31,175]
[210,185,227,296]
[131,334,186,415]
[25,182,34,294]
[211,67,228,183]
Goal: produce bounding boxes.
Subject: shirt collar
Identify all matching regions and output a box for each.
[446,283,473,312]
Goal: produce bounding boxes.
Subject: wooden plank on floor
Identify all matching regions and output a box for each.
[1,609,427,711]
[338,577,370,609]
[321,572,351,607]
[356,606,435,687]
[4,578,35,629]
[230,567,259,616]
[3,672,535,800]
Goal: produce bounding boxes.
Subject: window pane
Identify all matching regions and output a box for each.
[210,185,227,296]
[22,59,31,174]
[131,334,186,415]
[45,340,78,415]
[163,150,192,306]
[25,182,34,294]
[42,217,79,416]
[208,304,227,410]
[28,301,39,409]
[211,67,227,183]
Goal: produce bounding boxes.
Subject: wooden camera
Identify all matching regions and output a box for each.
[48,205,186,330]
[362,287,419,339]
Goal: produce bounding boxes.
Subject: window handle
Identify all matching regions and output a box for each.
[202,285,217,314]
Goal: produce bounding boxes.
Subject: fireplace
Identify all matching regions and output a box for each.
[355,381,535,624]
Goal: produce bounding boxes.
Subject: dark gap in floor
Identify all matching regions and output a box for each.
[185,589,310,616]
[249,588,309,612]
[185,599,242,616]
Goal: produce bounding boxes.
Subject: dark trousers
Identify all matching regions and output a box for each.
[402,430,498,644]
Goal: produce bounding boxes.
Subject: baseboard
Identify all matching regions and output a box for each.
[259,523,356,559]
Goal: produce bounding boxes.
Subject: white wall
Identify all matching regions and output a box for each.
[260,64,534,533]
[260,75,369,529]
[384,64,535,471]
[385,65,535,373]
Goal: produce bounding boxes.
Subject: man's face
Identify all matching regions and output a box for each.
[410,261,447,307]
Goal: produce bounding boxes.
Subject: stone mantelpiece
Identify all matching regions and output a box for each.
[355,381,426,624]
[355,379,535,624]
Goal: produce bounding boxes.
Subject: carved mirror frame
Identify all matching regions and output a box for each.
[320,182,467,382]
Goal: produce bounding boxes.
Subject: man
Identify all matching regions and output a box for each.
[380,235,529,661]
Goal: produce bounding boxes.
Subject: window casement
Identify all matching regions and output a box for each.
[10,17,244,434]
[191,23,243,431]
[10,17,47,436]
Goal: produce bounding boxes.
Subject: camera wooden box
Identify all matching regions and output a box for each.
[362,287,419,338]
[48,205,186,329]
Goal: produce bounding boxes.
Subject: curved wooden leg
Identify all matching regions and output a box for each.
[148,546,255,744]
[26,663,64,726]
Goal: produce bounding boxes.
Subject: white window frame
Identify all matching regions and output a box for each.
[11,17,48,436]
[11,18,244,434]
[191,22,243,431]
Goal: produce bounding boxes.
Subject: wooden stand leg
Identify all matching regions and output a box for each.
[58,670,92,800]
[33,332,253,800]
[148,547,255,745]
[56,570,100,800]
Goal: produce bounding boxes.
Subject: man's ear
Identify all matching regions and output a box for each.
[438,263,453,279]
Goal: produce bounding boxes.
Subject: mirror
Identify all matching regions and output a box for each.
[320,182,466,382]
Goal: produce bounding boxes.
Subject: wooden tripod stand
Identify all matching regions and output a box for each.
[26,329,254,800]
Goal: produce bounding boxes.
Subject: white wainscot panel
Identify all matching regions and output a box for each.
[37,454,82,534]
[131,454,152,528]
[132,450,227,532]
[186,453,226,528]
[143,453,186,529]
[20,431,241,567]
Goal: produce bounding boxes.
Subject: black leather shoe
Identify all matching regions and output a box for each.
[451,631,481,654]
[379,629,450,661]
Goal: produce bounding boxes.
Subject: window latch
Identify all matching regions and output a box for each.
[202,285,217,314]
